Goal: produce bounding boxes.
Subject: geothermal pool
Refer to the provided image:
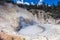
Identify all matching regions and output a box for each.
[18,16,52,37]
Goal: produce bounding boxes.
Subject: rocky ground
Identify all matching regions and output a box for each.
[0,32,23,40]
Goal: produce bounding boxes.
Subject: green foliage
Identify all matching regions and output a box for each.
[49,14,54,17]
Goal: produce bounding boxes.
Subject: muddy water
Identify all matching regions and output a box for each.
[18,16,47,36]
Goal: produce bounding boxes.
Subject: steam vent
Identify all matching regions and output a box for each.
[0,1,60,40]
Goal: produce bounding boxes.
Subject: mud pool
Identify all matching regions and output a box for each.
[18,16,52,37]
